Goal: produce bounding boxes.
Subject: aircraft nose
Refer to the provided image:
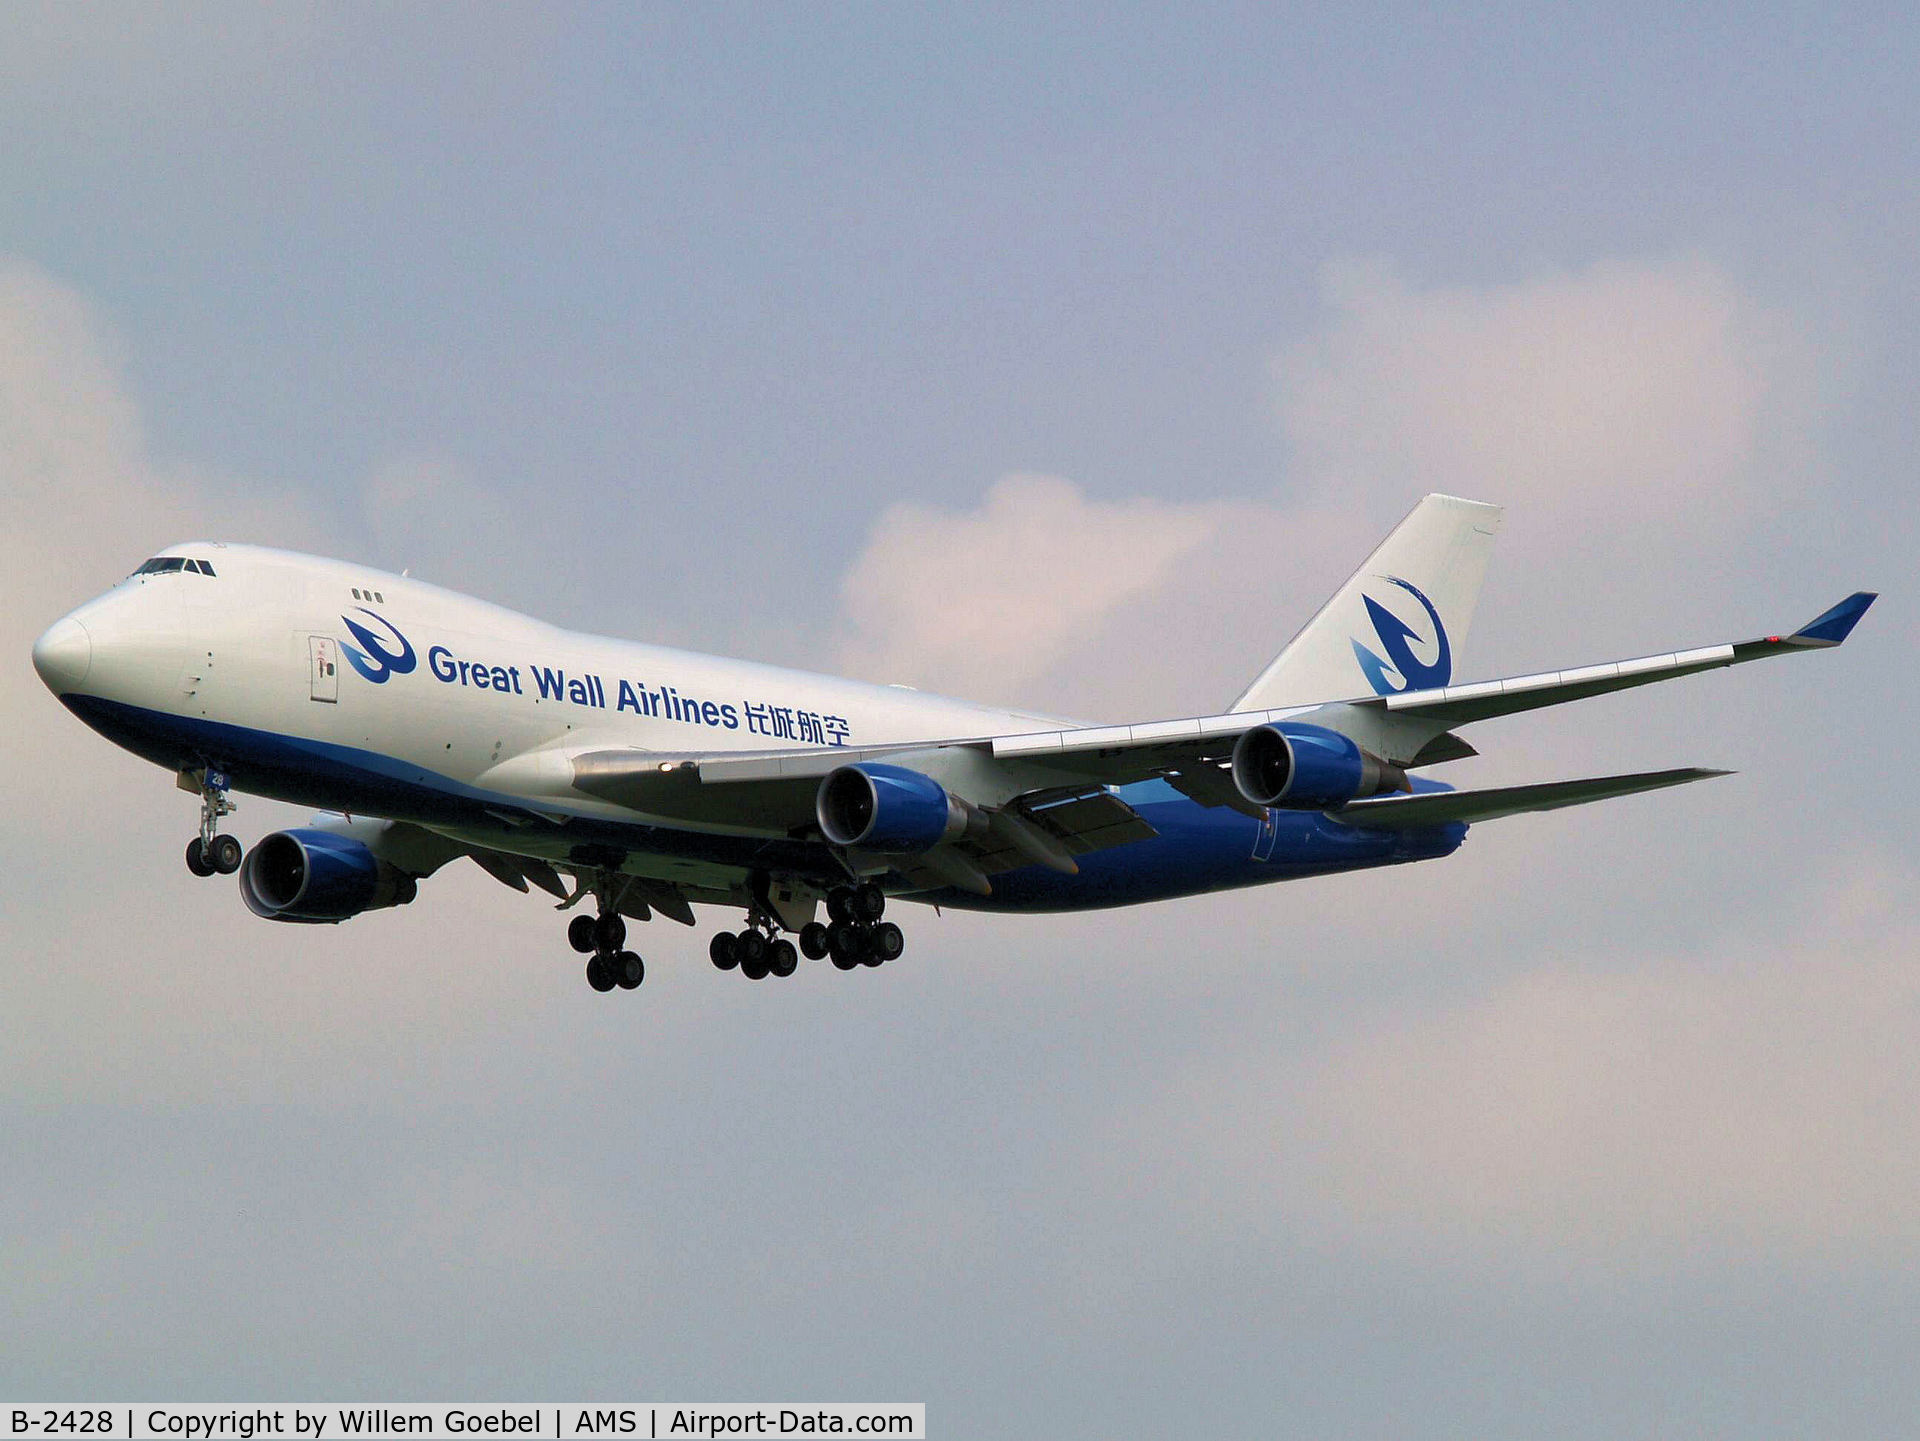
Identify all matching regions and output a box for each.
[32,616,93,695]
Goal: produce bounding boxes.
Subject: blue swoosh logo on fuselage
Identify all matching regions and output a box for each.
[339,607,417,684]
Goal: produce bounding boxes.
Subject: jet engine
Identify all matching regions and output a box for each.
[816,763,976,853]
[1229,723,1408,810]
[238,828,420,923]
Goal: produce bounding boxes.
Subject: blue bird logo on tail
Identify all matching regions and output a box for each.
[1352,576,1451,695]
[339,607,416,684]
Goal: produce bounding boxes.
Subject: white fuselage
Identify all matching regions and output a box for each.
[37,543,1066,876]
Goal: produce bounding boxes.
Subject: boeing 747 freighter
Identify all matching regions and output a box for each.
[30,495,1875,993]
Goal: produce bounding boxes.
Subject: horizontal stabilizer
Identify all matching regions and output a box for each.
[1330,767,1731,830]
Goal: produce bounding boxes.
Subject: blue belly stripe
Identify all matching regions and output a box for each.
[62,693,1466,913]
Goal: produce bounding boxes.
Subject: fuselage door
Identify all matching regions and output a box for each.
[309,635,339,703]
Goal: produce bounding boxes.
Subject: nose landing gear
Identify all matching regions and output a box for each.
[184,771,241,877]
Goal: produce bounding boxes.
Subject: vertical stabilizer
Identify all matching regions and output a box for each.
[1232,494,1503,711]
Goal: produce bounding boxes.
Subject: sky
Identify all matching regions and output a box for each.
[2,4,1917,1434]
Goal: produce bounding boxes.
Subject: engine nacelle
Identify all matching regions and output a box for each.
[1230,723,1408,809]
[816,763,972,853]
[239,828,419,924]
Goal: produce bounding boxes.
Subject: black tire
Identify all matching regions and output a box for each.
[615,951,644,989]
[769,939,799,978]
[709,931,740,970]
[854,881,886,922]
[185,837,215,877]
[872,920,905,962]
[740,950,771,982]
[568,915,598,954]
[209,834,243,874]
[594,912,627,953]
[827,921,866,970]
[826,887,856,925]
[798,921,830,960]
[585,956,615,992]
[737,929,768,967]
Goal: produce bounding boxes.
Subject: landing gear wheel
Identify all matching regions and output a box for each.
[189,773,237,879]
[614,951,645,989]
[569,914,598,954]
[872,921,905,962]
[826,887,856,925]
[185,837,215,877]
[768,938,799,978]
[854,881,886,922]
[737,930,770,980]
[798,922,830,961]
[710,932,740,970]
[585,955,616,992]
[827,921,866,970]
[594,912,627,953]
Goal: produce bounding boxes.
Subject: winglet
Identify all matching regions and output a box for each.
[1790,591,1877,647]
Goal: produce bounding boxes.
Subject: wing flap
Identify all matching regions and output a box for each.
[1329,767,1730,830]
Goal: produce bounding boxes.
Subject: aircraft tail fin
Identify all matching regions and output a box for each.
[1232,493,1504,712]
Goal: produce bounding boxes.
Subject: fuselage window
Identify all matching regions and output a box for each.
[352,588,362,600]
[373,591,384,603]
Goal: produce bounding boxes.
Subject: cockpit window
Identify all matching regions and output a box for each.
[131,556,216,577]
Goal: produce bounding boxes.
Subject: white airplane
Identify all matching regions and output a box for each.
[31,495,1874,993]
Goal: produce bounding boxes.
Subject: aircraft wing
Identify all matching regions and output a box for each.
[980,591,1878,771]
[549,591,1872,886]
[1354,591,1879,731]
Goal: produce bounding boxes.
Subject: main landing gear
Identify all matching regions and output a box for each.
[708,881,905,981]
[708,922,799,982]
[567,884,644,993]
[184,771,242,877]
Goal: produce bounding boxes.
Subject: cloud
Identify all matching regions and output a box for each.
[832,472,1229,707]
[0,256,557,1106]
[0,258,328,818]
[1277,254,1813,535]
[1104,856,1920,1271]
[831,254,1822,720]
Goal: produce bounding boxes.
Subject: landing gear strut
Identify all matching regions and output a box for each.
[568,874,643,993]
[185,770,241,877]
